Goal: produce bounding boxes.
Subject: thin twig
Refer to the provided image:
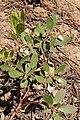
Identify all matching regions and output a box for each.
[65,0,80,10]
[22,101,40,108]
[68,62,80,76]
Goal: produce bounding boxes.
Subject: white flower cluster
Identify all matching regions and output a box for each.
[20,48,29,55]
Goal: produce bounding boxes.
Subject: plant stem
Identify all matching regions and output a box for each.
[9,85,30,120]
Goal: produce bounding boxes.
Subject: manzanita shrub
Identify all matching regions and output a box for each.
[0,10,76,120]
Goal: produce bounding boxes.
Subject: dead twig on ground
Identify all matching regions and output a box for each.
[65,0,80,10]
[68,62,80,76]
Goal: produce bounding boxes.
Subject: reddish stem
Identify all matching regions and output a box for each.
[10,86,30,120]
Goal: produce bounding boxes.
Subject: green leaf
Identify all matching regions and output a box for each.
[41,24,47,31]
[12,11,18,19]
[4,51,8,58]
[16,23,24,35]
[43,94,53,105]
[41,24,47,35]
[54,76,67,86]
[52,112,62,120]
[42,101,49,108]
[20,79,28,88]
[9,50,14,58]
[34,27,42,36]
[63,36,74,44]
[9,68,23,78]
[25,63,31,73]
[0,48,5,58]
[30,53,38,68]
[1,48,8,59]
[46,17,53,31]
[0,65,12,71]
[35,75,45,83]
[34,42,42,48]
[59,105,77,114]
[50,36,56,46]
[51,15,56,29]
[46,15,56,31]
[20,10,24,23]
[43,41,47,50]
[56,35,73,46]
[25,33,32,43]
[20,31,27,43]
[21,32,33,44]
[55,40,64,46]
[10,33,17,40]
[43,62,49,72]
[46,77,53,84]
[20,56,28,64]
[10,13,18,33]
[17,62,24,72]
[53,89,66,105]
[55,64,66,74]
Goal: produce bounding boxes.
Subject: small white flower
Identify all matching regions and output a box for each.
[24,49,29,55]
[57,35,63,41]
[75,30,78,33]
[20,48,24,53]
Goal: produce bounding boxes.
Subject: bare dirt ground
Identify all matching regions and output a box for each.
[0,0,80,120]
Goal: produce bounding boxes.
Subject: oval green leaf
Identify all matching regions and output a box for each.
[46,15,56,31]
[59,105,77,114]
[0,65,12,71]
[20,79,28,88]
[55,64,66,75]
[35,75,45,83]
[53,89,66,105]
[34,42,42,48]
[25,33,32,43]
[16,23,24,35]
[52,112,62,120]
[9,50,14,58]
[46,17,53,31]
[54,76,67,86]
[30,53,38,68]
[46,77,53,84]
[63,36,73,44]
[9,68,23,78]
[43,94,53,105]
[43,62,49,72]
[17,62,24,72]
[34,26,42,36]
[20,56,28,64]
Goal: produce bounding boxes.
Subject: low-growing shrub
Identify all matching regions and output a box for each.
[0,10,76,120]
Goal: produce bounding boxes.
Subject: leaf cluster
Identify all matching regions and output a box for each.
[0,10,76,119]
